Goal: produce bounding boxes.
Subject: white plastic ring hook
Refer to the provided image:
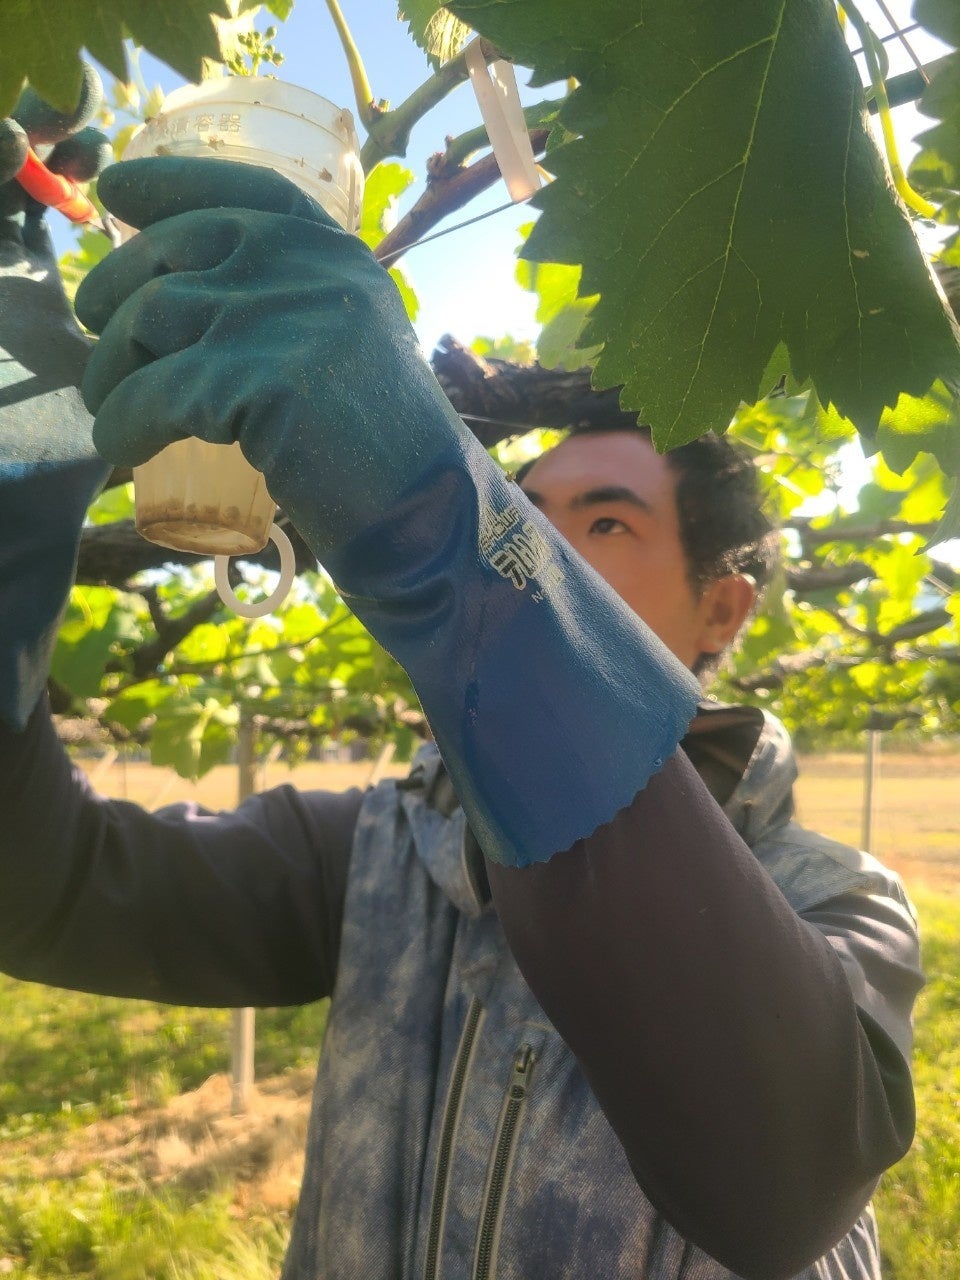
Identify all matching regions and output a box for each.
[214,522,296,619]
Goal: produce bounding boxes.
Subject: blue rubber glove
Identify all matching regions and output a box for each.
[77,158,700,866]
[0,85,112,731]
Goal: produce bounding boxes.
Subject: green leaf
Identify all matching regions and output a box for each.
[58,227,113,305]
[399,3,472,66]
[84,481,135,525]
[877,381,960,475]
[150,692,239,779]
[359,162,416,250]
[472,334,536,363]
[871,540,929,632]
[930,477,960,544]
[51,586,142,698]
[278,602,326,644]
[516,251,601,371]
[450,0,960,456]
[264,0,294,18]
[389,266,420,320]
[0,1,231,118]
[910,32,960,240]
[176,622,230,664]
[103,681,176,731]
[915,0,960,42]
[537,303,600,371]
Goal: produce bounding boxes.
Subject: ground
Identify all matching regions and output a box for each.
[2,748,957,1277]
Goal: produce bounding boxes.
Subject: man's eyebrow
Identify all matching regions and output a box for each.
[522,484,654,513]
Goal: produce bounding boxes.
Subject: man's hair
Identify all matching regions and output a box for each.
[516,419,780,677]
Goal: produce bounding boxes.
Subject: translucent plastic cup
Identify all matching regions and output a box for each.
[122,77,363,576]
[133,438,273,555]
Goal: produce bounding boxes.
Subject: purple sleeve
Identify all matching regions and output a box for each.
[485,748,921,1280]
[0,696,361,1007]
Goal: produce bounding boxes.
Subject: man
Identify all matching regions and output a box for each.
[0,111,921,1280]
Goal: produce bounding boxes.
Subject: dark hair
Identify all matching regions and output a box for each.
[516,419,779,677]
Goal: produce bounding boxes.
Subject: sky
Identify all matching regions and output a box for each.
[62,0,954,357]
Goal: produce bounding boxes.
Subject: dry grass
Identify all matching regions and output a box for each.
[77,747,960,896]
[794,752,960,894]
[75,754,409,812]
[39,1068,315,1216]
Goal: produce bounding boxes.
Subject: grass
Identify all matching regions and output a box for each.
[874,888,960,1280]
[0,1181,285,1280]
[0,990,325,1278]
[1,753,957,1277]
[0,989,327,1139]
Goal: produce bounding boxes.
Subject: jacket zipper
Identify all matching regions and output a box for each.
[473,1044,535,1280]
[424,995,485,1280]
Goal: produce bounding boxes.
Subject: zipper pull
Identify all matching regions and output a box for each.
[509,1045,534,1100]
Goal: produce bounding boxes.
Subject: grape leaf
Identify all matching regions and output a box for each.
[915,0,960,48]
[51,585,142,698]
[0,1,231,118]
[359,162,416,251]
[399,3,471,66]
[910,0,960,241]
[876,381,960,475]
[450,0,960,459]
[359,163,420,319]
[150,692,239,779]
[103,681,176,733]
[515,251,601,371]
[236,0,293,15]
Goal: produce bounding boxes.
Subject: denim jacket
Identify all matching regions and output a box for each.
[281,712,917,1280]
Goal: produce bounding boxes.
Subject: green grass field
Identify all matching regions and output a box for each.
[1,754,958,1277]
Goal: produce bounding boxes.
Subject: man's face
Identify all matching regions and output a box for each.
[520,431,748,671]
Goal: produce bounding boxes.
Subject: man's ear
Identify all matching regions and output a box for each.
[696,574,756,656]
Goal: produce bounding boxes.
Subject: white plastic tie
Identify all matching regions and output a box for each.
[214,522,296,619]
[464,41,542,204]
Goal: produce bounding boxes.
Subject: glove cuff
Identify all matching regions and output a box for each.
[324,434,701,867]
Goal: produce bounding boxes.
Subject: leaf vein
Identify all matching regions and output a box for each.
[612,32,780,196]
[628,254,726,350]
[610,161,744,290]
[841,88,865,395]
[666,0,788,446]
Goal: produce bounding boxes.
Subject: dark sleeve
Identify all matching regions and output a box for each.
[0,695,362,1007]
[485,748,922,1280]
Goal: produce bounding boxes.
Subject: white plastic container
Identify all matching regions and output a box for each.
[123,77,363,560]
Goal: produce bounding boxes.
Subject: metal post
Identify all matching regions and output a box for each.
[231,715,257,1114]
[860,729,881,854]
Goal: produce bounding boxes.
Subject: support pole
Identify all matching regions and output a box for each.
[860,729,881,854]
[231,714,257,1114]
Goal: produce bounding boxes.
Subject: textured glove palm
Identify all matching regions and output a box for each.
[79,158,700,867]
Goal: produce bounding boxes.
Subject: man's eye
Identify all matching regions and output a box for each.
[589,516,629,535]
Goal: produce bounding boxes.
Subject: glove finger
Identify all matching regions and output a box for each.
[11,65,103,146]
[20,206,56,258]
[81,272,220,417]
[96,155,342,234]
[89,342,240,468]
[45,128,113,183]
[0,119,29,185]
[75,206,266,333]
